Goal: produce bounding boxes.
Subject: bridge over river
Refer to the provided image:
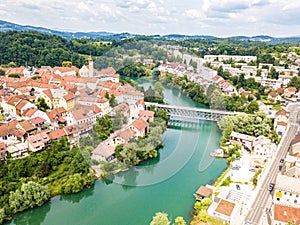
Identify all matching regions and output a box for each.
[145,102,242,122]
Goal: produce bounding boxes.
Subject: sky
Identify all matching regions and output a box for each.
[0,0,300,37]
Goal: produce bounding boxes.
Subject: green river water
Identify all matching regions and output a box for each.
[6,79,227,225]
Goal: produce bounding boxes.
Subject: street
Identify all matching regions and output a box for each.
[243,103,300,225]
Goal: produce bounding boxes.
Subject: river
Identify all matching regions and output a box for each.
[6,79,227,225]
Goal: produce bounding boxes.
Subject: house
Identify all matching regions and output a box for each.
[69,104,102,126]
[130,118,149,137]
[273,174,300,225]
[6,142,28,159]
[274,109,290,137]
[268,92,281,102]
[0,122,26,143]
[211,199,236,224]
[284,87,297,98]
[113,128,136,145]
[291,134,300,155]
[39,89,78,110]
[194,185,213,200]
[28,117,47,131]
[0,142,7,161]
[273,204,300,225]
[46,107,68,129]
[138,110,155,123]
[48,128,67,141]
[27,132,50,153]
[63,125,80,145]
[19,120,37,137]
[252,136,276,156]
[229,131,255,152]
[91,142,115,161]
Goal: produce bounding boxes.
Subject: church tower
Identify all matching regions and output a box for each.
[88,55,94,77]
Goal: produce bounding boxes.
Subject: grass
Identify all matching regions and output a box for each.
[272,104,282,110]
[208,217,229,225]
[213,163,232,187]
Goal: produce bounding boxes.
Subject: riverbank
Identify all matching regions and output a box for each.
[5,77,227,225]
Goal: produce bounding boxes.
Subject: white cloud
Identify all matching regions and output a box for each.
[0,0,299,37]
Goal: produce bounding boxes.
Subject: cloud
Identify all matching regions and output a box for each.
[0,0,300,37]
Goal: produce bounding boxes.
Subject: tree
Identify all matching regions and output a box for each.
[62,61,72,67]
[8,73,20,78]
[109,94,117,107]
[0,208,5,224]
[288,76,300,91]
[0,69,5,76]
[150,212,171,225]
[268,67,279,79]
[174,217,186,225]
[247,100,259,114]
[144,86,155,102]
[9,181,50,214]
[36,98,50,112]
[61,174,84,194]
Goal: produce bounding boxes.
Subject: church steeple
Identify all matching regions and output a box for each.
[88,55,93,77]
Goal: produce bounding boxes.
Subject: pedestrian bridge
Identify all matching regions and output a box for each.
[145,102,241,122]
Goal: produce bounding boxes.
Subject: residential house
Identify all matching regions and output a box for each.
[252,136,276,156]
[53,66,79,76]
[209,199,236,224]
[229,131,255,152]
[28,117,48,131]
[45,107,68,129]
[274,109,290,137]
[194,185,213,200]
[130,118,149,137]
[91,142,115,161]
[138,110,155,123]
[284,87,297,98]
[273,174,300,224]
[48,128,67,141]
[292,134,300,155]
[39,89,78,110]
[113,128,136,145]
[268,92,282,102]
[0,122,26,143]
[273,204,300,225]
[63,125,80,145]
[27,131,50,153]
[7,142,28,159]
[19,120,37,137]
[0,142,7,161]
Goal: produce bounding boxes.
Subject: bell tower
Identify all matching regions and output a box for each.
[88,55,93,77]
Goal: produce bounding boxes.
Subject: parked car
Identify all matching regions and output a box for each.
[236,184,241,190]
[280,158,284,163]
[268,183,274,192]
[249,168,257,172]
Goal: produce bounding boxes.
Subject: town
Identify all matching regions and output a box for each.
[1,29,300,225]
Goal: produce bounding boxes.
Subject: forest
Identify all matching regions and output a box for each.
[0,137,96,223]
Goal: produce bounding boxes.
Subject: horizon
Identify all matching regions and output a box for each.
[2,19,299,39]
[1,0,300,38]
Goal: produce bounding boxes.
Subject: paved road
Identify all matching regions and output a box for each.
[244,104,299,225]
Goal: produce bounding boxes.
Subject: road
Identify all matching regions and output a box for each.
[244,104,300,225]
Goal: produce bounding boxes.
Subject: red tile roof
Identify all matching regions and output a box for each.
[196,186,213,198]
[274,204,300,224]
[138,110,155,118]
[28,117,46,125]
[131,118,149,132]
[215,199,235,217]
[48,129,66,140]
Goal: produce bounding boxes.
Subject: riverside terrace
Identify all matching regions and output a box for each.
[145,102,242,122]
